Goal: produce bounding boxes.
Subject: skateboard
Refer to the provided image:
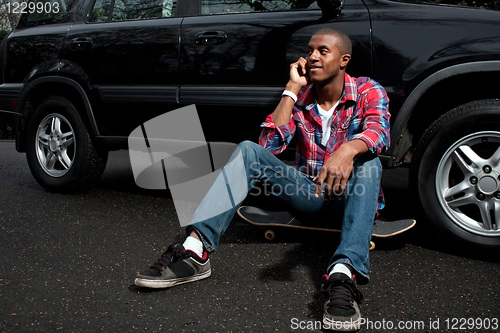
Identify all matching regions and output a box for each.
[237,206,416,250]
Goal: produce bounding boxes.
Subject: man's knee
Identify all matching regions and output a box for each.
[237,140,264,160]
[238,140,260,152]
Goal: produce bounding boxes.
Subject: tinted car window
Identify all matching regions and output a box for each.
[90,0,176,22]
[201,0,318,15]
[17,0,79,27]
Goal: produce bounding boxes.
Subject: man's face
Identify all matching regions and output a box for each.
[306,34,350,85]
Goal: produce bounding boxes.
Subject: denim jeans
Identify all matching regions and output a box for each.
[187,140,382,283]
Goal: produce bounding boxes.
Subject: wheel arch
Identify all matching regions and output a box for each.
[387,60,500,167]
[16,76,99,152]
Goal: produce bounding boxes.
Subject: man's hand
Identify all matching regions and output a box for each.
[287,57,310,92]
[313,140,369,200]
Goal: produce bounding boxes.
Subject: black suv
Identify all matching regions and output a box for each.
[1,0,499,249]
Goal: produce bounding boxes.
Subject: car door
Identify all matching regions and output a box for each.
[179,0,372,107]
[178,0,372,143]
[62,0,183,136]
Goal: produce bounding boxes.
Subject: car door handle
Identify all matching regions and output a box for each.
[195,31,227,45]
[71,37,93,49]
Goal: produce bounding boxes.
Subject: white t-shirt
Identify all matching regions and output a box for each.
[317,100,340,146]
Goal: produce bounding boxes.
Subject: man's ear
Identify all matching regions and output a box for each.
[340,54,351,68]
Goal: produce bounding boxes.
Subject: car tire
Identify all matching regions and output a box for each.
[25,96,108,192]
[411,99,500,249]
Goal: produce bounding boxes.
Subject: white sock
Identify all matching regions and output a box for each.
[329,263,353,279]
[182,236,204,258]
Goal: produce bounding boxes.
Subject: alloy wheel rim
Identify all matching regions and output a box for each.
[435,131,500,237]
[35,113,76,177]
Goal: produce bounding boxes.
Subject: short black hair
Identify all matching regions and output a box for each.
[312,28,352,55]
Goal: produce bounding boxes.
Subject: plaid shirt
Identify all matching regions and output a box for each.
[259,73,390,210]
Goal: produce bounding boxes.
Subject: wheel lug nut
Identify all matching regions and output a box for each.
[470,176,478,185]
[483,165,492,173]
[476,192,485,200]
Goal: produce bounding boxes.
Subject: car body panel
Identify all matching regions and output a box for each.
[179,8,372,106]
[368,0,500,99]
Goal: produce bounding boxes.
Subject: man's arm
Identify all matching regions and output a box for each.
[258,57,310,154]
[351,80,391,155]
[271,57,310,127]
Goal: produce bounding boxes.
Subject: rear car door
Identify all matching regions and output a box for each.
[178,0,372,142]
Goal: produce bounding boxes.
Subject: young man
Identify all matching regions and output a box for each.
[135,28,390,331]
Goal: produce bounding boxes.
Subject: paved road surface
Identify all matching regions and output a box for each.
[0,141,498,332]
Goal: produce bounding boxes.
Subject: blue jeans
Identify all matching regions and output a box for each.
[187,141,382,284]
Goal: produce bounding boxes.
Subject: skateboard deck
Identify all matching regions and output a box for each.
[237,206,416,249]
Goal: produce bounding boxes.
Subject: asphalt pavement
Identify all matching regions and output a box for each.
[0,140,498,332]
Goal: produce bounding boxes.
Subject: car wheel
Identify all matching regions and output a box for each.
[26,96,108,192]
[411,99,500,249]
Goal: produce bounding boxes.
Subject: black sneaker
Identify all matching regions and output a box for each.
[135,244,211,288]
[321,273,363,331]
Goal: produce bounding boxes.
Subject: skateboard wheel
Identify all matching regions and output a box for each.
[369,241,375,250]
[265,229,276,241]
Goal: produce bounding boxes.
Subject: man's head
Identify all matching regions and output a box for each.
[312,28,352,55]
[306,29,352,86]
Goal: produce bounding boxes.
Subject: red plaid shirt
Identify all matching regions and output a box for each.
[259,73,390,210]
